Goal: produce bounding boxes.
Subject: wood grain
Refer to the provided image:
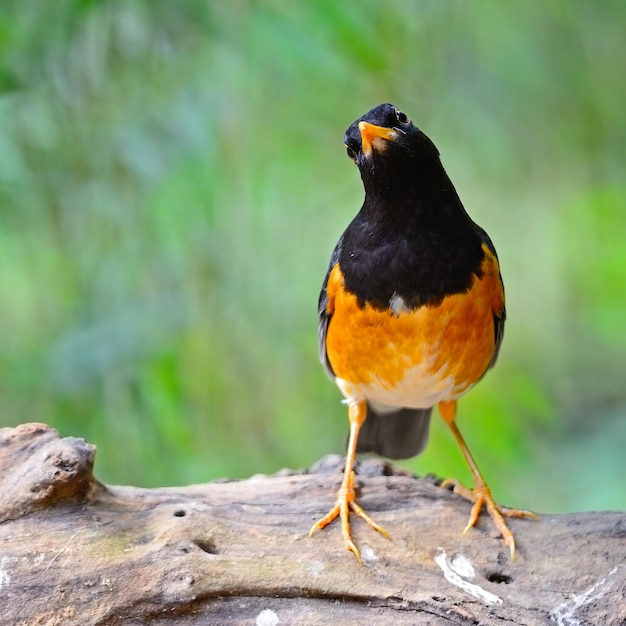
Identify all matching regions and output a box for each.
[0,423,624,625]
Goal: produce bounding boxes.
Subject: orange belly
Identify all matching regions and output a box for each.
[325,245,504,408]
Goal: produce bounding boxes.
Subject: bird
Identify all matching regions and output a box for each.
[309,103,536,563]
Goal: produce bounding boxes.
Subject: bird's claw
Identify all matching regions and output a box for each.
[441,477,537,560]
[309,471,389,564]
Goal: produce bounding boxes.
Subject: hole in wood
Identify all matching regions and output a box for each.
[486,572,513,584]
[173,509,186,517]
[192,539,218,555]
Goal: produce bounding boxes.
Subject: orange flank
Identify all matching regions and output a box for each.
[325,244,504,406]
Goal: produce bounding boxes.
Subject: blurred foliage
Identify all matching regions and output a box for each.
[0,0,624,512]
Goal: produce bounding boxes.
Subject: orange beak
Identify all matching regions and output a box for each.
[358,121,398,157]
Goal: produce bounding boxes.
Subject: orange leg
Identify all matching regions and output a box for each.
[438,400,538,560]
[309,401,389,563]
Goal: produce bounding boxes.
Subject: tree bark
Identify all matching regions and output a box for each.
[0,423,624,625]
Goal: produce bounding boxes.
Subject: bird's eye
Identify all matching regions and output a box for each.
[395,109,410,125]
[345,145,357,161]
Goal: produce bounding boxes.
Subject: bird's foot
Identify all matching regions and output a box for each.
[441,477,538,560]
[309,470,389,564]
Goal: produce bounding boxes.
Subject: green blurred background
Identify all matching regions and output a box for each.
[1,1,624,514]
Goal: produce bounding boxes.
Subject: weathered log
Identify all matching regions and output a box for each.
[0,423,624,625]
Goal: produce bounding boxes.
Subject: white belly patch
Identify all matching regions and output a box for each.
[335,350,472,409]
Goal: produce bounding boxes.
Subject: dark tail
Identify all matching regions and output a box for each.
[356,405,433,460]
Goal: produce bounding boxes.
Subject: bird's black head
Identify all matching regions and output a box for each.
[337,104,485,310]
[344,103,441,197]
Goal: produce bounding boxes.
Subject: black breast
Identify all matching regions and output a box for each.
[338,211,485,310]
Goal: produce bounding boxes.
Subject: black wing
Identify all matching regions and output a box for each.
[474,224,506,370]
[318,235,343,379]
